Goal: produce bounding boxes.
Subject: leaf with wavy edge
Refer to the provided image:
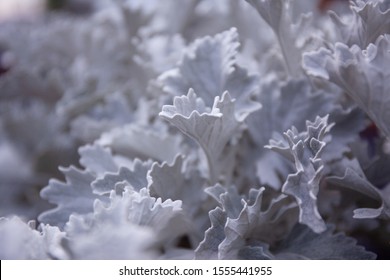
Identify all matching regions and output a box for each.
[39,166,100,228]
[329,0,390,48]
[195,186,295,259]
[158,28,237,104]
[160,89,257,184]
[275,224,376,259]
[303,35,390,137]
[38,143,133,228]
[96,123,182,163]
[158,28,261,114]
[0,217,66,259]
[246,78,337,188]
[194,207,227,259]
[267,115,334,233]
[65,187,189,259]
[219,188,296,259]
[92,159,152,195]
[322,105,365,163]
[327,158,390,220]
[97,188,188,243]
[245,0,317,77]
[78,144,118,176]
[195,184,247,259]
[65,212,157,259]
[147,155,205,219]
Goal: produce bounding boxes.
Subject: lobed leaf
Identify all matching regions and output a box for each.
[160,89,258,184]
[303,35,390,137]
[267,115,334,233]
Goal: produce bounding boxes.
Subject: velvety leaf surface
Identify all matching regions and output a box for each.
[303,35,390,137]
[39,166,99,228]
[267,115,333,233]
[275,224,376,260]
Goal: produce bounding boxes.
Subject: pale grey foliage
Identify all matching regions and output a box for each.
[0,217,66,259]
[160,89,259,184]
[158,28,261,114]
[64,187,189,259]
[327,158,390,220]
[39,166,99,228]
[246,78,338,188]
[245,0,320,77]
[275,224,377,259]
[266,115,334,233]
[92,159,152,195]
[195,185,297,259]
[1,0,388,260]
[329,0,390,48]
[147,155,206,221]
[96,123,183,163]
[303,35,390,137]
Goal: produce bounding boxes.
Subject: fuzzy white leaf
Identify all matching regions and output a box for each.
[92,159,152,195]
[65,214,157,260]
[267,115,334,233]
[78,144,118,176]
[194,207,227,260]
[158,27,238,105]
[245,0,317,77]
[329,0,390,48]
[196,186,296,260]
[39,166,100,228]
[275,224,376,259]
[246,79,338,188]
[160,89,256,184]
[219,188,296,259]
[148,155,205,218]
[96,124,182,163]
[303,35,390,137]
[327,159,390,220]
[158,28,261,113]
[0,217,66,259]
[65,187,189,259]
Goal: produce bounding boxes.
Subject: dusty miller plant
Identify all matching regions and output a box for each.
[0,0,389,259]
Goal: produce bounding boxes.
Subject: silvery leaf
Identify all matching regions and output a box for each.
[96,123,182,163]
[194,207,227,259]
[219,188,296,259]
[158,28,261,113]
[195,185,246,260]
[327,158,390,220]
[0,217,66,260]
[205,184,245,219]
[275,224,376,259]
[119,189,189,243]
[65,213,157,260]
[160,89,255,184]
[65,187,189,259]
[148,155,205,219]
[69,92,135,143]
[39,166,100,228]
[322,105,366,163]
[329,0,390,48]
[246,78,336,188]
[158,27,237,105]
[95,188,188,244]
[134,34,185,75]
[303,35,390,137]
[196,186,296,260]
[245,0,317,77]
[267,115,334,233]
[78,144,118,176]
[92,159,152,195]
